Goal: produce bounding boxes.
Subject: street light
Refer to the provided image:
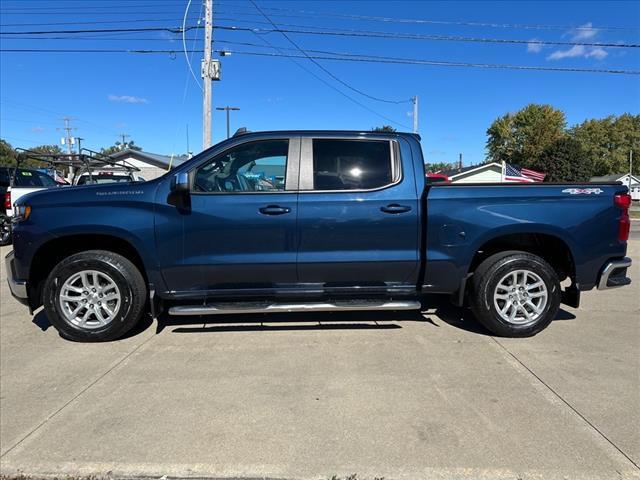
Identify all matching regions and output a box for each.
[216,106,240,139]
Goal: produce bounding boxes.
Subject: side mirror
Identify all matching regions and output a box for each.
[170,172,190,193]
[168,172,190,209]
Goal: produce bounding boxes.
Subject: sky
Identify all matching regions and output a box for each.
[0,0,639,166]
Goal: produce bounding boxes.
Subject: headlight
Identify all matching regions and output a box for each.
[13,205,31,222]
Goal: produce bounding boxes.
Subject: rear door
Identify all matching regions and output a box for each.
[296,136,420,292]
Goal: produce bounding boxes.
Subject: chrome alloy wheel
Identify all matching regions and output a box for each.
[493,269,548,325]
[59,270,121,330]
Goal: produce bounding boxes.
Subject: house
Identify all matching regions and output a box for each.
[590,173,640,201]
[440,162,504,183]
[108,149,186,180]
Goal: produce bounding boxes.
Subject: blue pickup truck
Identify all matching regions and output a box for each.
[5,131,633,342]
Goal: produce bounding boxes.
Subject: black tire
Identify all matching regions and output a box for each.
[0,214,11,246]
[43,250,147,342]
[470,251,561,337]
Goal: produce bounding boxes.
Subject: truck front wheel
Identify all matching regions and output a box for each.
[470,251,561,337]
[43,250,147,342]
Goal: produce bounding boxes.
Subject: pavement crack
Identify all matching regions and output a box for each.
[0,333,156,459]
[490,336,640,471]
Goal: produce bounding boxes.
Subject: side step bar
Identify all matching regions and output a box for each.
[168,300,421,316]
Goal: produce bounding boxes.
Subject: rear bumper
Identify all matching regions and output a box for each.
[597,257,632,290]
[4,250,29,306]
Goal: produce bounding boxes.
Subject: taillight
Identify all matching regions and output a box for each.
[615,193,632,209]
[614,193,631,242]
[3,192,10,210]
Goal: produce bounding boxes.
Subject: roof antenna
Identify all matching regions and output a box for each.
[233,127,249,137]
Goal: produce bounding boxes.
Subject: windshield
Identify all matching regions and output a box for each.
[76,175,134,185]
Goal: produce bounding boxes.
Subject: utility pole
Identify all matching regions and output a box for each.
[58,117,76,154]
[58,117,76,179]
[216,106,240,138]
[202,0,214,149]
[412,95,419,134]
[118,133,131,150]
[459,153,463,172]
[630,150,634,191]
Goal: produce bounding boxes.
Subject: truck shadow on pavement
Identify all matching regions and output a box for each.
[31,298,576,340]
[428,295,577,336]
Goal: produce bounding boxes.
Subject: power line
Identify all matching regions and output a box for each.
[2,48,638,75]
[3,24,638,49]
[214,4,640,33]
[213,24,640,49]
[242,23,411,128]
[0,17,203,27]
[182,0,202,92]
[2,2,638,33]
[249,0,408,105]
[0,26,194,35]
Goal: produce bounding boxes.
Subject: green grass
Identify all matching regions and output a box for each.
[630,209,640,219]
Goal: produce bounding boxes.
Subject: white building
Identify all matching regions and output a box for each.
[108,149,186,181]
[590,173,640,201]
[440,162,504,183]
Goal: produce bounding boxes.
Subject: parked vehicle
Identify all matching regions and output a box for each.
[426,172,450,184]
[5,131,632,342]
[1,166,59,245]
[75,170,144,185]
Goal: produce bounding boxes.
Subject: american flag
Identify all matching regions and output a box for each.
[504,163,546,183]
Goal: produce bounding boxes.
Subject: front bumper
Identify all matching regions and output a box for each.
[597,257,632,290]
[5,250,29,306]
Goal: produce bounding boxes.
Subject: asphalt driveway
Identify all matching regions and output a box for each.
[0,241,638,480]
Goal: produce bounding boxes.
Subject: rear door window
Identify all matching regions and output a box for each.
[312,139,394,190]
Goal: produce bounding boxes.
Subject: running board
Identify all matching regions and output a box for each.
[168,300,421,316]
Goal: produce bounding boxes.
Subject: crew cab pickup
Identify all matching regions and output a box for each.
[5,131,633,342]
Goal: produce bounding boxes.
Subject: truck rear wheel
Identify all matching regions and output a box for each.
[43,250,147,342]
[470,251,561,337]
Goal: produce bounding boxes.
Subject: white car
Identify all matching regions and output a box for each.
[74,170,144,185]
[3,167,59,217]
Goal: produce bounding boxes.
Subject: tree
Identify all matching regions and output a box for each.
[570,114,640,176]
[0,139,17,166]
[371,125,396,133]
[425,162,455,173]
[0,140,61,168]
[100,139,142,157]
[537,137,591,182]
[486,104,566,167]
[30,144,64,156]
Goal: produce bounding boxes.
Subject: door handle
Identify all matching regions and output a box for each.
[380,204,412,214]
[259,205,291,216]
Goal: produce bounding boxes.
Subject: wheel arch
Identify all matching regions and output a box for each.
[468,231,576,282]
[451,230,577,307]
[28,233,148,310]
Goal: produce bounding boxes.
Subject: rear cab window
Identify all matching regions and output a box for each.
[307,139,397,191]
[13,169,57,188]
[77,175,134,185]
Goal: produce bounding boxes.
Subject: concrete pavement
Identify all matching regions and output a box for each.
[0,243,638,480]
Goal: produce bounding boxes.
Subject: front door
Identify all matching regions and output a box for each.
[157,137,300,294]
[296,137,420,291]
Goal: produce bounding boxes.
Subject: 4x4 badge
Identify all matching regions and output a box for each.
[562,188,604,195]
